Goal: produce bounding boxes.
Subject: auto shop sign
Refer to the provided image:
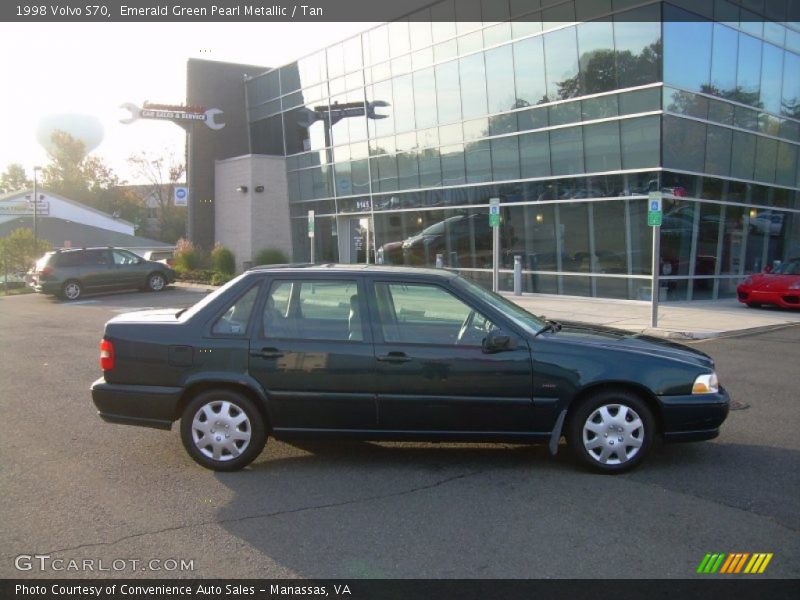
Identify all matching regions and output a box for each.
[0,199,49,216]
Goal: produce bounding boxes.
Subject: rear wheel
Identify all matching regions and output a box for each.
[61,280,83,301]
[146,272,166,292]
[180,390,266,471]
[567,389,655,473]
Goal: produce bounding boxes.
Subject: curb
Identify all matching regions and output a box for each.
[619,322,798,341]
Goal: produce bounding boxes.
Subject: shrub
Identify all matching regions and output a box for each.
[173,238,204,272]
[254,248,288,266]
[175,269,215,283]
[210,271,234,286]
[211,243,236,275]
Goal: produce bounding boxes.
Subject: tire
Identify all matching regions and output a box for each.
[146,272,166,292]
[61,280,83,301]
[566,389,655,474]
[746,302,761,309]
[180,389,266,471]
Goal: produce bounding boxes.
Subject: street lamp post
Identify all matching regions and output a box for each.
[32,166,41,250]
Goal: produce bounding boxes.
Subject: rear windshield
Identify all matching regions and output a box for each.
[35,253,56,270]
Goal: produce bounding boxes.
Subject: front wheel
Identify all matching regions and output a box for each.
[180,390,267,471]
[146,272,166,292]
[567,390,655,473]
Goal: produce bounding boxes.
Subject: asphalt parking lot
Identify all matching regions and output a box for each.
[0,288,798,579]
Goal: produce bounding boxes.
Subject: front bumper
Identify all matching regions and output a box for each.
[91,377,182,430]
[659,386,730,443]
[737,287,800,308]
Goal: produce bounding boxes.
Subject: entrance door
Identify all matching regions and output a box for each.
[337,216,373,264]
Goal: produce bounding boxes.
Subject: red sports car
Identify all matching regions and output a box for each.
[737,257,800,309]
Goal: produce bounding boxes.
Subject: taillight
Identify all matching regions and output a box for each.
[40,266,54,276]
[99,339,115,371]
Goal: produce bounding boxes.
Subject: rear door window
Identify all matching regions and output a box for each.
[212,285,261,336]
[262,279,363,341]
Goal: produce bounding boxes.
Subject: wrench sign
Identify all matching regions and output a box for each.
[119,103,225,130]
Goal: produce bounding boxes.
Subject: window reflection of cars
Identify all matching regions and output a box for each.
[400,214,493,266]
[742,211,784,236]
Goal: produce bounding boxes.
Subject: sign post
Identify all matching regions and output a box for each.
[308,210,315,264]
[648,192,663,328]
[489,198,500,292]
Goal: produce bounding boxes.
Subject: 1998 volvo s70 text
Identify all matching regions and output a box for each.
[91,265,729,473]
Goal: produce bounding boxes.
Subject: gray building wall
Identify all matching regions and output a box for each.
[186,58,268,250]
[215,155,291,272]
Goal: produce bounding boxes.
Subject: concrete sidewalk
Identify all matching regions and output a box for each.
[501,292,800,340]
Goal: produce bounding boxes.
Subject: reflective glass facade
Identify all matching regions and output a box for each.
[245,0,800,301]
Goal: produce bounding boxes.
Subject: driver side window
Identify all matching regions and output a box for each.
[375,282,495,345]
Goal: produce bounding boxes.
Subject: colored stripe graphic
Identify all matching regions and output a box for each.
[699,554,726,573]
[700,553,774,574]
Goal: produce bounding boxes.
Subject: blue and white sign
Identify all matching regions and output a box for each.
[648,191,662,212]
[174,186,188,206]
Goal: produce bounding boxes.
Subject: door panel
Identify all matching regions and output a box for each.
[248,278,378,430]
[80,250,114,290]
[370,281,535,432]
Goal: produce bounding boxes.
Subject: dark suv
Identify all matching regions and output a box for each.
[91,265,729,473]
[32,247,176,300]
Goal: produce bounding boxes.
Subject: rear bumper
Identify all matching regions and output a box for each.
[33,281,61,295]
[91,377,182,430]
[659,387,730,444]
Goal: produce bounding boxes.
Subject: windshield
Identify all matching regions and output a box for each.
[454,276,545,336]
[178,273,250,321]
[773,259,800,275]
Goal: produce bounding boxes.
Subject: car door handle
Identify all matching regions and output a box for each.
[377,352,411,363]
[250,347,284,359]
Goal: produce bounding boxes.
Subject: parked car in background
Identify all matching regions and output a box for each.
[142,249,175,267]
[31,247,176,301]
[737,257,800,309]
[742,211,784,236]
[91,265,729,474]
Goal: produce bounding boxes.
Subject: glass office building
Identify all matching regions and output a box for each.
[244,0,800,300]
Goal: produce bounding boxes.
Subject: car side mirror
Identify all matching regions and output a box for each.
[482,330,516,354]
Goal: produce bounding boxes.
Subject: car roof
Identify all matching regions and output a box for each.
[246,263,459,279]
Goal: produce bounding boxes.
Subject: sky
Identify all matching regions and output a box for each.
[0,22,377,184]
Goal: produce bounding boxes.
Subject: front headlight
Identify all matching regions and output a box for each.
[692,372,719,394]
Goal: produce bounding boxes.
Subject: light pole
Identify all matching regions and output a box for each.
[32,166,42,251]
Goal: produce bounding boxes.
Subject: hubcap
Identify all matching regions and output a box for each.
[582,403,644,465]
[64,283,80,299]
[191,400,251,462]
[150,275,165,290]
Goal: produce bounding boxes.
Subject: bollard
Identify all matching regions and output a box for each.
[435,253,444,268]
[513,255,522,295]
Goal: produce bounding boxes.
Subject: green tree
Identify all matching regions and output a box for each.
[39,130,144,230]
[0,228,51,274]
[0,163,32,193]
